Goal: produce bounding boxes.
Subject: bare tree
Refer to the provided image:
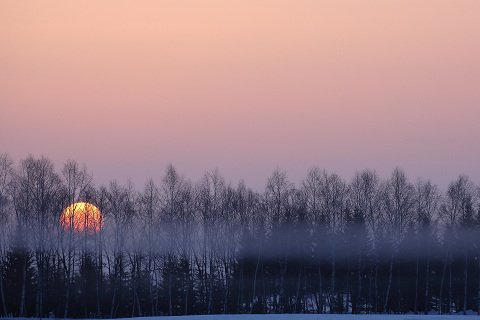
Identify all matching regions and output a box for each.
[0,154,13,316]
[60,160,92,317]
[102,180,136,317]
[159,164,192,315]
[265,169,294,312]
[381,168,415,312]
[236,183,263,314]
[350,169,382,313]
[11,156,63,317]
[3,155,480,316]
[137,179,160,315]
[439,175,475,314]
[319,172,348,312]
[302,168,327,313]
[413,179,440,314]
[302,167,325,313]
[195,169,226,314]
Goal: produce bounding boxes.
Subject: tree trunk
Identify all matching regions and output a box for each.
[223,260,229,314]
[477,258,480,315]
[19,255,27,317]
[279,260,288,313]
[367,264,374,314]
[330,247,336,313]
[168,271,173,316]
[251,249,261,313]
[207,258,214,314]
[0,269,7,316]
[96,261,101,317]
[295,267,302,312]
[236,264,243,314]
[261,261,267,313]
[63,250,74,319]
[383,256,393,313]
[463,251,468,314]
[184,257,190,316]
[374,263,378,313]
[356,255,362,314]
[424,257,430,314]
[414,256,419,313]
[317,263,323,313]
[64,278,70,318]
[439,254,447,314]
[36,254,43,317]
[303,264,307,313]
[448,262,452,314]
[150,258,155,316]
[110,288,116,318]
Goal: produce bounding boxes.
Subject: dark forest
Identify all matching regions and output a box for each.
[1,153,480,317]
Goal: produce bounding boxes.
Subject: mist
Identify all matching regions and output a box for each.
[1,154,480,317]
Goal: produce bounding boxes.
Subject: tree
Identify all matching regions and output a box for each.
[137,179,160,315]
[195,169,226,314]
[439,175,476,314]
[413,179,440,314]
[11,156,63,317]
[316,171,348,312]
[60,160,92,317]
[380,168,415,312]
[2,226,35,316]
[102,180,136,317]
[302,167,327,313]
[159,165,192,315]
[0,154,13,316]
[3,154,480,317]
[350,169,381,313]
[264,169,294,313]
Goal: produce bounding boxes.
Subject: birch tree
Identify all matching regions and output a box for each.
[413,179,440,313]
[381,168,415,312]
[60,160,92,317]
[265,169,293,312]
[0,154,13,316]
[350,169,381,313]
[439,175,475,314]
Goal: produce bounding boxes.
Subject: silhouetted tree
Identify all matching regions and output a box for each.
[380,168,415,312]
[2,153,480,316]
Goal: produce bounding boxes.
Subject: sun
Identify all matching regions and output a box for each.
[60,202,103,233]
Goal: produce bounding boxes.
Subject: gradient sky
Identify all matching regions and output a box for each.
[1,0,479,190]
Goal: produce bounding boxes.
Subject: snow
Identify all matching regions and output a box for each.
[7,315,479,320]
[127,315,478,320]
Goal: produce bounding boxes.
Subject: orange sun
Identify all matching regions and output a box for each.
[60,202,103,233]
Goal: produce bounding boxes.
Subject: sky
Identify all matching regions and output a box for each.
[1,0,479,191]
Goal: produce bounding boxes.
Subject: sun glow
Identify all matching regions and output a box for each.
[60,202,103,233]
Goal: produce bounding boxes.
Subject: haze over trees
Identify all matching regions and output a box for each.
[1,153,480,317]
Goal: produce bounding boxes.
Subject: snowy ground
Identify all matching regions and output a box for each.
[126,315,479,320]
[6,316,480,320]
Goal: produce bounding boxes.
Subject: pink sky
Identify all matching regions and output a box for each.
[1,0,479,190]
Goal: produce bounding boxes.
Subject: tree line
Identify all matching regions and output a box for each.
[1,153,480,317]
